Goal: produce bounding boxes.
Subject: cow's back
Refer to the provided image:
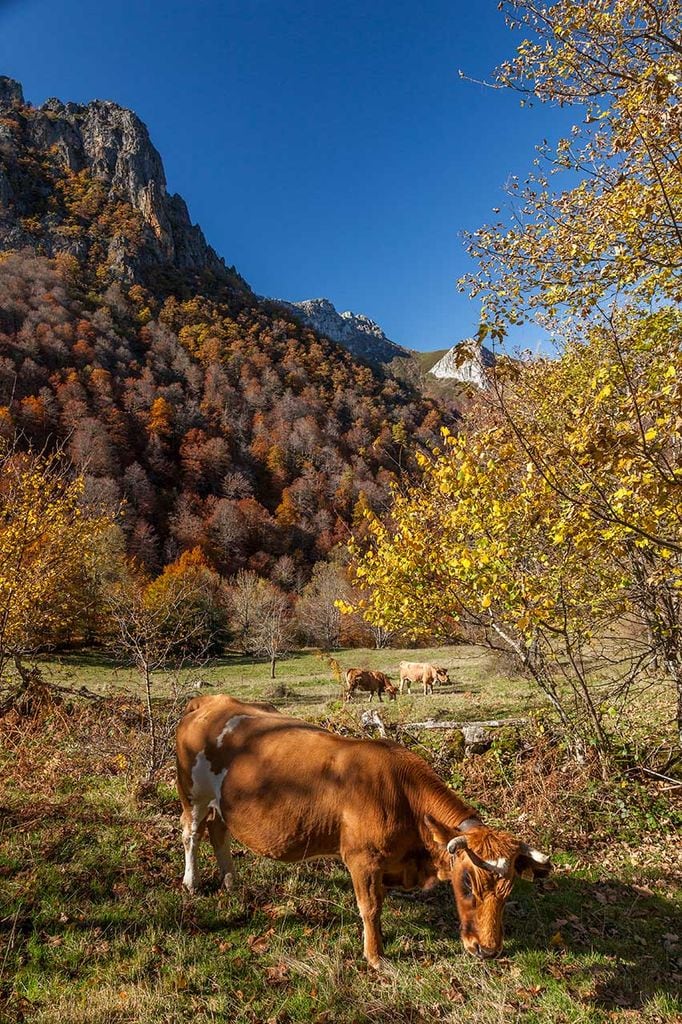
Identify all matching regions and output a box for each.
[400,661,426,681]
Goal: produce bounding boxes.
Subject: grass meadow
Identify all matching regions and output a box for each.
[1,646,680,1023]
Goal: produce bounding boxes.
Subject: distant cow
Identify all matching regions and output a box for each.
[399,661,449,695]
[176,694,552,968]
[345,668,397,702]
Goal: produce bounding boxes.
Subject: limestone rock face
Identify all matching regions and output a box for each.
[277,297,409,365]
[0,77,235,281]
[429,341,495,387]
[0,76,23,106]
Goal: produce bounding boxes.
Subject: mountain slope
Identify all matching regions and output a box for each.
[0,76,243,290]
[276,297,409,365]
[0,77,445,581]
[277,295,494,389]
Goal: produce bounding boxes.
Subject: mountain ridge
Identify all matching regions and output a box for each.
[0,75,246,292]
[0,76,445,583]
[277,294,494,385]
[273,297,409,365]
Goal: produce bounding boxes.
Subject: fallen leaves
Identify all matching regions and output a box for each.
[445,978,467,1003]
[264,962,291,987]
[247,927,276,955]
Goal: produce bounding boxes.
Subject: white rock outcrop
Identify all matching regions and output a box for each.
[429,341,495,387]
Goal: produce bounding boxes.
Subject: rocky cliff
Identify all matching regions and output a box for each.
[0,77,447,581]
[275,297,409,366]
[429,340,495,387]
[0,76,243,289]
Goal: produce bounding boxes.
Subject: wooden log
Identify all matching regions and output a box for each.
[360,709,388,737]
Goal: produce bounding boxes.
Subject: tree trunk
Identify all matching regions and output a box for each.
[143,662,157,782]
[668,658,682,748]
[270,653,276,679]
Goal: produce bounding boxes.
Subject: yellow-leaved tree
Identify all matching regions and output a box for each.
[346,309,682,749]
[344,0,682,750]
[461,0,682,333]
[0,445,113,689]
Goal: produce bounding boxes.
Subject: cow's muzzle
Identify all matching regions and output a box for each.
[470,942,502,960]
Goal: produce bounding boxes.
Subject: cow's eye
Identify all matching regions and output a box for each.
[461,871,473,897]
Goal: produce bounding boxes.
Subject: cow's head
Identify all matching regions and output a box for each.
[384,681,398,701]
[425,816,551,958]
[435,667,450,685]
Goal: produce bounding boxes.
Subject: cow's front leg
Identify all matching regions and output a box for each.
[346,855,385,969]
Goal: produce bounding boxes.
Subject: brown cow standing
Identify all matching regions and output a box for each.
[176,695,551,969]
[399,660,449,695]
[344,668,398,702]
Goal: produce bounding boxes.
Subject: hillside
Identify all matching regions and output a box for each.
[0,77,445,580]
[274,297,409,365]
[277,296,495,391]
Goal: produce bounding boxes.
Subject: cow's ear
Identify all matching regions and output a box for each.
[424,814,456,848]
[515,845,552,880]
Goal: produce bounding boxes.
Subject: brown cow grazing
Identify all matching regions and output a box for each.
[344,668,398,702]
[176,695,552,969]
[399,660,449,695]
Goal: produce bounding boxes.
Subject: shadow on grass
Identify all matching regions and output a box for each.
[36,650,118,670]
[510,874,682,1011]
[390,873,681,1012]
[4,795,680,1018]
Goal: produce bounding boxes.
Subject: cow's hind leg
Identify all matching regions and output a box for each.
[207,813,236,889]
[345,854,386,970]
[181,801,209,893]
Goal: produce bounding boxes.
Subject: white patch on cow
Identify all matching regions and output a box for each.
[183,746,229,892]
[528,849,549,864]
[191,748,228,818]
[216,714,249,748]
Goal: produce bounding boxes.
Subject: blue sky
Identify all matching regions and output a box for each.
[0,0,571,352]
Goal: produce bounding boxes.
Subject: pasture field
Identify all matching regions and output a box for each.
[1,647,681,1024]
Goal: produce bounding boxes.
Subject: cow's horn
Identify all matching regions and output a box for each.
[519,843,550,864]
[446,835,469,854]
[461,848,510,876]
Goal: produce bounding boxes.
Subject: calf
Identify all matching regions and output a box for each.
[399,660,449,695]
[176,695,552,969]
[344,668,398,702]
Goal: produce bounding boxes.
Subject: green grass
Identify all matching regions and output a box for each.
[34,645,542,722]
[1,646,680,1023]
[413,349,451,374]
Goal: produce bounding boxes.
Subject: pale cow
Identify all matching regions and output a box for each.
[399,661,449,695]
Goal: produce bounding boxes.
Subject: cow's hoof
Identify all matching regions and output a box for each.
[221,872,236,891]
[182,881,197,895]
[368,957,396,977]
